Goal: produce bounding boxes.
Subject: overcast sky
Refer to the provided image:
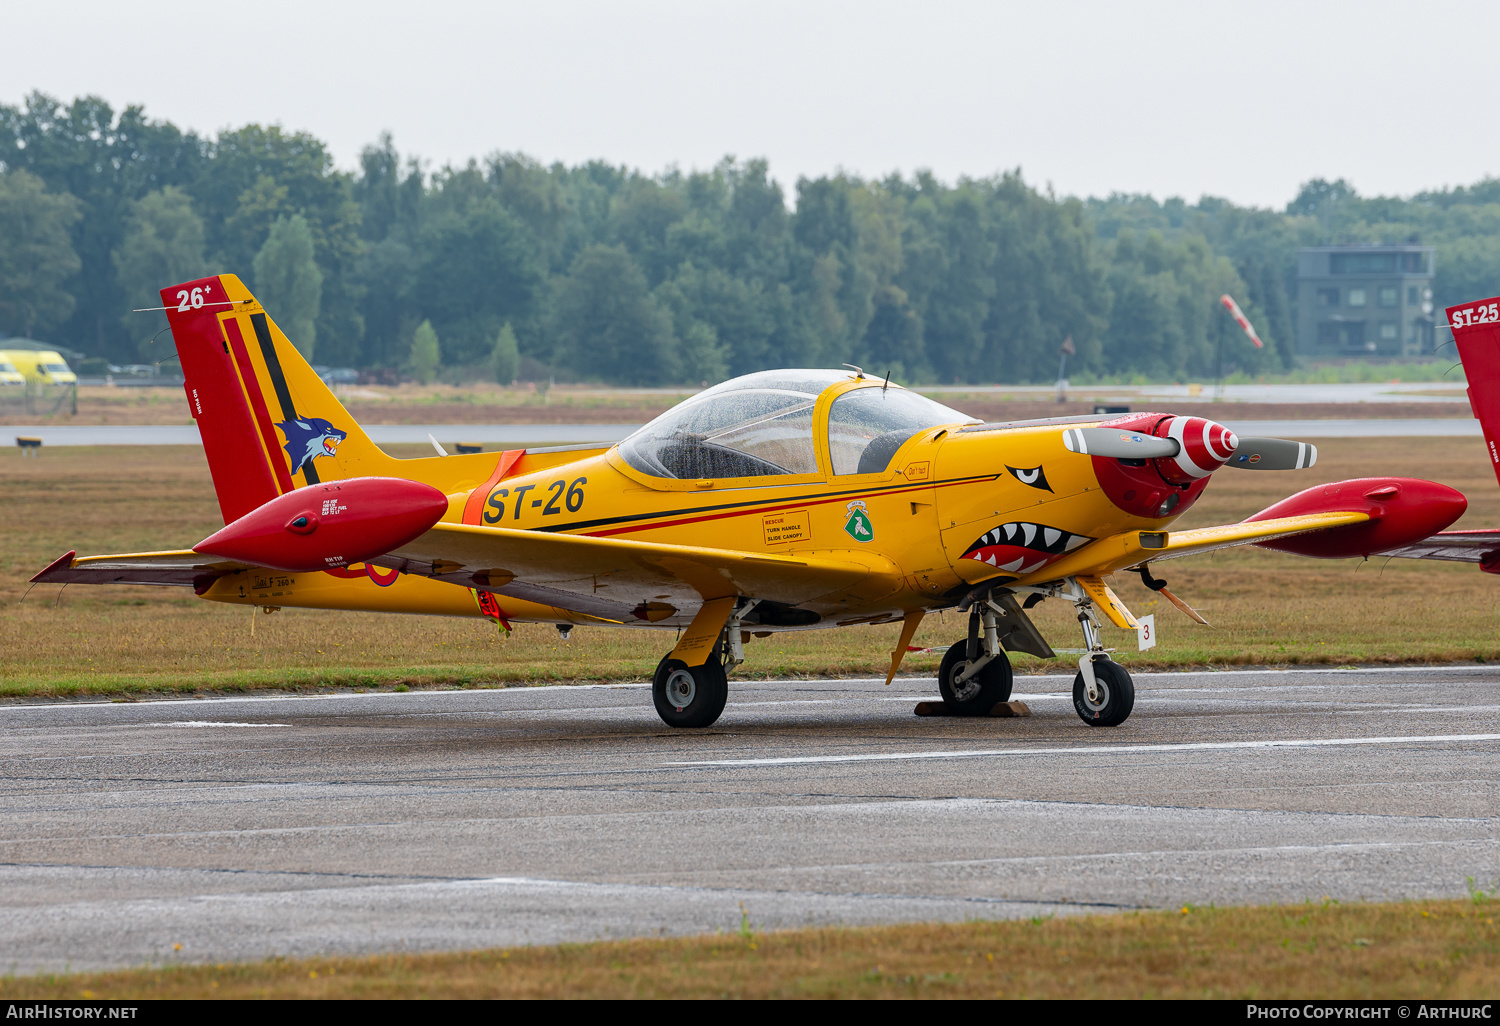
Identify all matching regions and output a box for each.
[3,0,1490,209]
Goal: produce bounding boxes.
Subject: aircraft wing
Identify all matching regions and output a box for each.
[380,522,899,624]
[1014,511,1373,583]
[31,550,254,590]
[1373,529,1500,567]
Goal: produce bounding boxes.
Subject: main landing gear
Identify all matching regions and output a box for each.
[652,656,728,728]
[937,596,1016,715]
[651,600,757,729]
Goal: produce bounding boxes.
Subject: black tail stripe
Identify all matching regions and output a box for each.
[250,312,319,485]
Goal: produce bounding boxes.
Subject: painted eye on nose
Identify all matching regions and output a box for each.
[1006,465,1052,492]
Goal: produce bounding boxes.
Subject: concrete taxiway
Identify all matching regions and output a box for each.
[1,666,1497,973]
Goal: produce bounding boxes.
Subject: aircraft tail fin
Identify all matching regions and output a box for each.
[163,274,406,523]
[1448,297,1500,491]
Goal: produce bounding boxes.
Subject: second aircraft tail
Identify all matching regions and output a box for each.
[1448,296,1500,491]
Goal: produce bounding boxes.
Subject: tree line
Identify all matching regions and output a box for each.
[1,92,1496,385]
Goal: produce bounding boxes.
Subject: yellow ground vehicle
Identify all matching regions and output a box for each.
[0,355,24,386]
[34,275,1488,729]
[2,348,77,385]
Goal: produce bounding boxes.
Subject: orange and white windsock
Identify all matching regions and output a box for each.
[1220,294,1264,348]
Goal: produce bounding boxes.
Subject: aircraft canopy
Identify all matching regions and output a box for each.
[617,370,972,480]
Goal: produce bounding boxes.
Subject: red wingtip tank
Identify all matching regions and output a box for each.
[1245,477,1467,559]
[194,478,449,573]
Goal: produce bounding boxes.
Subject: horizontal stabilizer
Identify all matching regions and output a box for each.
[30,550,252,591]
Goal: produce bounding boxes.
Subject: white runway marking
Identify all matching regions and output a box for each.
[667,732,1500,767]
[155,721,292,728]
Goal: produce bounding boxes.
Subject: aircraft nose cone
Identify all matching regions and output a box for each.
[1159,416,1238,484]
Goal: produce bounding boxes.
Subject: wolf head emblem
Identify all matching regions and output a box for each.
[276,417,347,471]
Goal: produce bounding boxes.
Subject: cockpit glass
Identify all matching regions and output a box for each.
[619,388,820,479]
[827,386,972,475]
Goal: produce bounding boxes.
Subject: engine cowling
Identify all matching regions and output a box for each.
[1245,477,1467,558]
[1088,413,1238,519]
[194,477,449,573]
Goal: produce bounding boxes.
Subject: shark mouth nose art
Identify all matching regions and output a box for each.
[960,521,1092,573]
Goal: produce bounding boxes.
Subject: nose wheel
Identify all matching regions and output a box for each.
[1073,657,1134,726]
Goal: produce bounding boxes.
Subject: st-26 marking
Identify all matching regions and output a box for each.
[483,478,587,523]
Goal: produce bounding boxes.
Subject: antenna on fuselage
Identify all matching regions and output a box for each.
[882,370,891,392]
[842,363,865,379]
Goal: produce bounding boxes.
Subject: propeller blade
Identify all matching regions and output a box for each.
[1226,437,1318,471]
[1062,427,1181,459]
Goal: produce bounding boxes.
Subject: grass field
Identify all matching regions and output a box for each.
[4,897,1495,998]
[2,436,1498,698]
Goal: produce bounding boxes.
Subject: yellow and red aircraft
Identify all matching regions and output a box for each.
[34,277,1500,728]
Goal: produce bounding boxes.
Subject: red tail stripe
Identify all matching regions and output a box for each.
[223,315,294,494]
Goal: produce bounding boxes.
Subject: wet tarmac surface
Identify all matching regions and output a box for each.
[1,666,1496,972]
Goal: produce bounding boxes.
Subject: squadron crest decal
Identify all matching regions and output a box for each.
[276,417,347,472]
[843,500,874,542]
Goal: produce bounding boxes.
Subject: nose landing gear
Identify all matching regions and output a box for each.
[1072,657,1134,726]
[1068,579,1135,727]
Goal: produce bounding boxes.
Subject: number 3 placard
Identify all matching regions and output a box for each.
[1137,614,1157,652]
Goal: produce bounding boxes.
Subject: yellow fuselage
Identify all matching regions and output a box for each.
[203,383,1183,631]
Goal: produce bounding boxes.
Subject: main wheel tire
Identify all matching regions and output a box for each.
[1072,658,1135,727]
[937,641,1013,716]
[652,655,729,728]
